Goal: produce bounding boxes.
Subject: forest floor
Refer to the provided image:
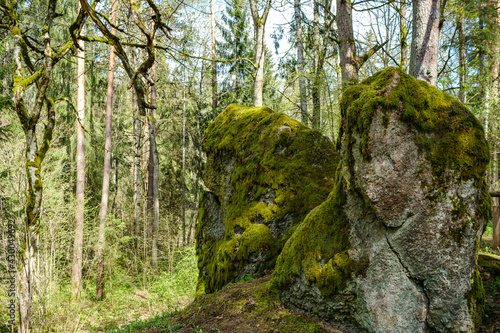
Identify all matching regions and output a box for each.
[0,240,499,332]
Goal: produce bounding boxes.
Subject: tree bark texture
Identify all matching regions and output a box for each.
[249,0,272,107]
[149,57,159,268]
[399,0,408,70]
[295,0,308,125]
[337,0,358,86]
[96,0,117,301]
[409,0,441,86]
[458,11,466,103]
[182,88,186,246]
[72,1,85,301]
[133,91,142,238]
[311,0,321,128]
[486,0,500,141]
[211,0,218,113]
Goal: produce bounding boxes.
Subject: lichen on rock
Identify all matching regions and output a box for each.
[272,67,490,332]
[196,104,339,295]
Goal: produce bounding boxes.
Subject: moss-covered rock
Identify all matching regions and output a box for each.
[196,104,339,295]
[273,68,490,332]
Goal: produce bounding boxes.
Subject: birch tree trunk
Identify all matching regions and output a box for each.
[249,0,272,107]
[409,0,441,86]
[71,1,85,301]
[95,0,117,300]
[295,0,308,125]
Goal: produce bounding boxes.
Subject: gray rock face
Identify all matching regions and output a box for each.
[273,68,490,332]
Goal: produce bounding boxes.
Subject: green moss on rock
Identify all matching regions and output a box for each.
[197,104,339,295]
[272,172,367,298]
[339,67,489,187]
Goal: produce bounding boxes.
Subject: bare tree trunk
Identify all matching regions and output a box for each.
[142,117,149,245]
[95,0,117,301]
[311,0,321,128]
[337,0,358,86]
[71,1,85,301]
[133,91,142,238]
[211,0,218,114]
[486,0,500,141]
[149,58,159,269]
[295,0,308,125]
[458,11,466,103]
[409,0,442,86]
[182,87,186,247]
[399,0,408,70]
[2,41,9,94]
[249,0,272,107]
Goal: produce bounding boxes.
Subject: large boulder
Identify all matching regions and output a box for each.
[272,68,491,332]
[196,104,339,295]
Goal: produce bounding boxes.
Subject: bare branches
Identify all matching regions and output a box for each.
[359,40,389,67]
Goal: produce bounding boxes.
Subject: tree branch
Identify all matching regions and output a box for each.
[358,40,389,67]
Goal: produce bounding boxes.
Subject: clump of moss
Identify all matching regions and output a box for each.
[339,67,489,187]
[272,171,368,298]
[197,104,339,295]
[467,267,485,329]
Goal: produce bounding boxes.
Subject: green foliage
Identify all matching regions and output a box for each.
[216,0,254,106]
[107,313,182,333]
[152,247,198,300]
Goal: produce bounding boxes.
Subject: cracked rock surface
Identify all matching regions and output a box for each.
[272,68,490,332]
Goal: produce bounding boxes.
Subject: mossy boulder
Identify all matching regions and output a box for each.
[196,104,339,295]
[272,68,490,332]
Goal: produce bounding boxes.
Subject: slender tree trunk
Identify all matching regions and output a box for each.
[95,0,117,300]
[2,41,9,95]
[133,91,142,238]
[182,88,186,247]
[71,1,85,301]
[294,0,308,125]
[249,0,272,107]
[311,0,321,128]
[13,21,57,333]
[211,0,218,114]
[112,157,118,216]
[458,11,466,103]
[142,116,149,245]
[409,0,441,86]
[337,0,358,86]
[487,0,500,190]
[149,60,159,268]
[253,25,265,107]
[399,0,408,70]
